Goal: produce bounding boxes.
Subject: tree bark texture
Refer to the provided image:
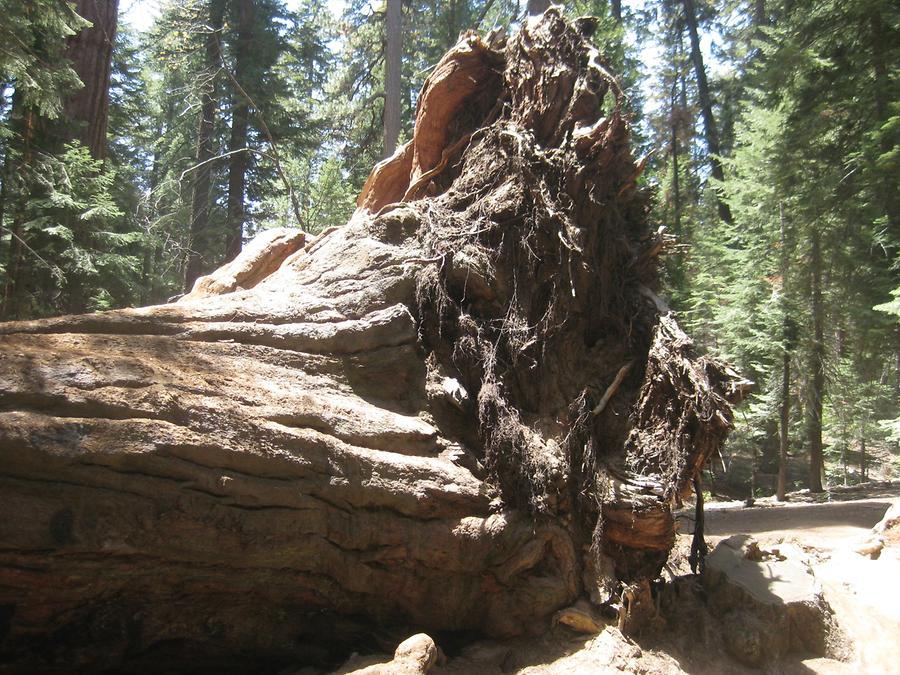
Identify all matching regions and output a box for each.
[680,0,733,225]
[185,0,227,291]
[383,0,402,159]
[64,0,119,160]
[0,13,746,671]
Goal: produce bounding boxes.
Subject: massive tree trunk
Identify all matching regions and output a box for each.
[64,0,119,160]
[0,13,746,672]
[185,0,227,291]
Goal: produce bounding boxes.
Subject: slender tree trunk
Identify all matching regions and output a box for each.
[224,0,254,263]
[185,0,227,290]
[64,0,119,160]
[151,243,164,304]
[676,30,697,210]
[807,229,825,493]
[840,435,847,485]
[1,103,34,321]
[680,0,733,225]
[0,81,9,243]
[778,369,789,497]
[383,0,402,159]
[446,0,458,48]
[611,0,622,22]
[777,204,790,501]
[859,430,867,482]
[142,116,167,305]
[670,81,681,236]
[0,135,10,247]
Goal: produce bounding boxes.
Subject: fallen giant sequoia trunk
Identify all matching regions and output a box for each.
[0,11,746,671]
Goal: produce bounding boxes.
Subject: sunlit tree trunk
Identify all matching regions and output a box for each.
[65,0,119,160]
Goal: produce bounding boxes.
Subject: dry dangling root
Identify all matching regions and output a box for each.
[357,9,748,591]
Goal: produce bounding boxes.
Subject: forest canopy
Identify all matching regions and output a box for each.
[0,0,897,495]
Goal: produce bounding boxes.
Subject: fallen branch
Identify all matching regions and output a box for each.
[592,361,634,416]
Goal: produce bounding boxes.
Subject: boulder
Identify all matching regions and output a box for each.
[338,634,438,675]
[703,535,842,667]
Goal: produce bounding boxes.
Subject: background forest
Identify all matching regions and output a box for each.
[0,0,897,497]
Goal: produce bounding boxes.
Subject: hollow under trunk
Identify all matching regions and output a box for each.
[0,12,746,672]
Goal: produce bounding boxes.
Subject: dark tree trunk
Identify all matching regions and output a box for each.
[0,131,9,248]
[670,81,681,236]
[777,204,790,501]
[2,215,24,321]
[527,0,551,16]
[446,0,458,47]
[185,0,227,290]
[1,101,34,321]
[807,229,825,492]
[680,0,733,225]
[383,0,402,158]
[224,0,255,263]
[64,0,119,160]
[611,0,622,22]
[859,435,866,481]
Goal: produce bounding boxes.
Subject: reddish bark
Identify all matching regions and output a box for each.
[64,0,119,159]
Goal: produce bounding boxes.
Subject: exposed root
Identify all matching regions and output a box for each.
[359,8,746,597]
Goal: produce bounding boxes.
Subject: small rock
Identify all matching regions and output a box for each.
[342,633,438,675]
[852,536,884,559]
[554,598,605,633]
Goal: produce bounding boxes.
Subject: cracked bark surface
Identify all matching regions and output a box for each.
[0,11,745,672]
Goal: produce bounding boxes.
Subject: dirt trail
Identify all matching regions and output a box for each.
[703,496,896,544]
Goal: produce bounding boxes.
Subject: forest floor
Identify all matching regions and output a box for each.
[334,483,900,675]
